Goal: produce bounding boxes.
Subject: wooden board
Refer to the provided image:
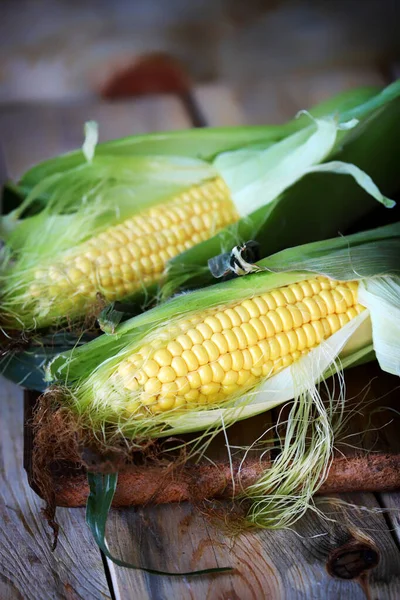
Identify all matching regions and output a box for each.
[105,496,400,600]
[0,378,111,600]
[2,76,400,599]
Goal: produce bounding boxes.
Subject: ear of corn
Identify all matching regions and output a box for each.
[3,84,400,332]
[23,177,237,326]
[113,277,364,415]
[46,223,400,530]
[47,222,400,433]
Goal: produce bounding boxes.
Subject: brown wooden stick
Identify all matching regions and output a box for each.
[54,453,400,508]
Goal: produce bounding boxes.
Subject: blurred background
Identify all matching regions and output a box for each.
[1,0,399,176]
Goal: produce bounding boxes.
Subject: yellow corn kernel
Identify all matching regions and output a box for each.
[171,356,188,377]
[182,349,199,372]
[234,305,251,323]
[249,345,263,368]
[176,334,193,351]
[196,322,213,340]
[252,296,268,315]
[249,317,266,341]
[270,290,286,307]
[233,326,248,350]
[153,349,173,367]
[298,281,314,297]
[144,378,162,395]
[203,339,220,362]
[241,323,259,346]
[224,330,239,352]
[214,311,233,330]
[187,328,204,345]
[268,338,281,361]
[210,362,225,383]
[176,377,190,396]
[192,344,209,366]
[211,332,229,354]
[203,315,223,334]
[158,366,176,384]
[186,372,201,390]
[161,382,178,397]
[166,341,184,358]
[158,397,176,411]
[186,389,200,402]
[242,299,260,319]
[198,365,213,385]
[231,350,244,372]
[224,308,242,328]
[201,382,221,396]
[218,354,232,372]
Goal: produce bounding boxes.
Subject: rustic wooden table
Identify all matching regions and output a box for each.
[1,80,400,599]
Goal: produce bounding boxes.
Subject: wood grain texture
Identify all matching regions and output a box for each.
[378,492,400,548]
[95,364,400,600]
[232,68,386,125]
[194,84,245,126]
[104,492,400,599]
[0,378,111,600]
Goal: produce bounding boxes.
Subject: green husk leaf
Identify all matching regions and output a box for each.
[82,121,99,163]
[17,86,381,193]
[358,277,400,375]
[214,115,358,216]
[0,331,92,392]
[164,91,400,296]
[86,472,232,575]
[304,161,395,208]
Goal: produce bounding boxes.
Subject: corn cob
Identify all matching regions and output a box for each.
[28,177,237,322]
[113,277,364,414]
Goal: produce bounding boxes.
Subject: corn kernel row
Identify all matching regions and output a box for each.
[115,277,364,413]
[29,177,237,316]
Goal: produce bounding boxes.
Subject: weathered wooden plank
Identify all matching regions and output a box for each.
[378,492,400,547]
[104,494,400,600]
[0,378,111,600]
[194,84,245,126]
